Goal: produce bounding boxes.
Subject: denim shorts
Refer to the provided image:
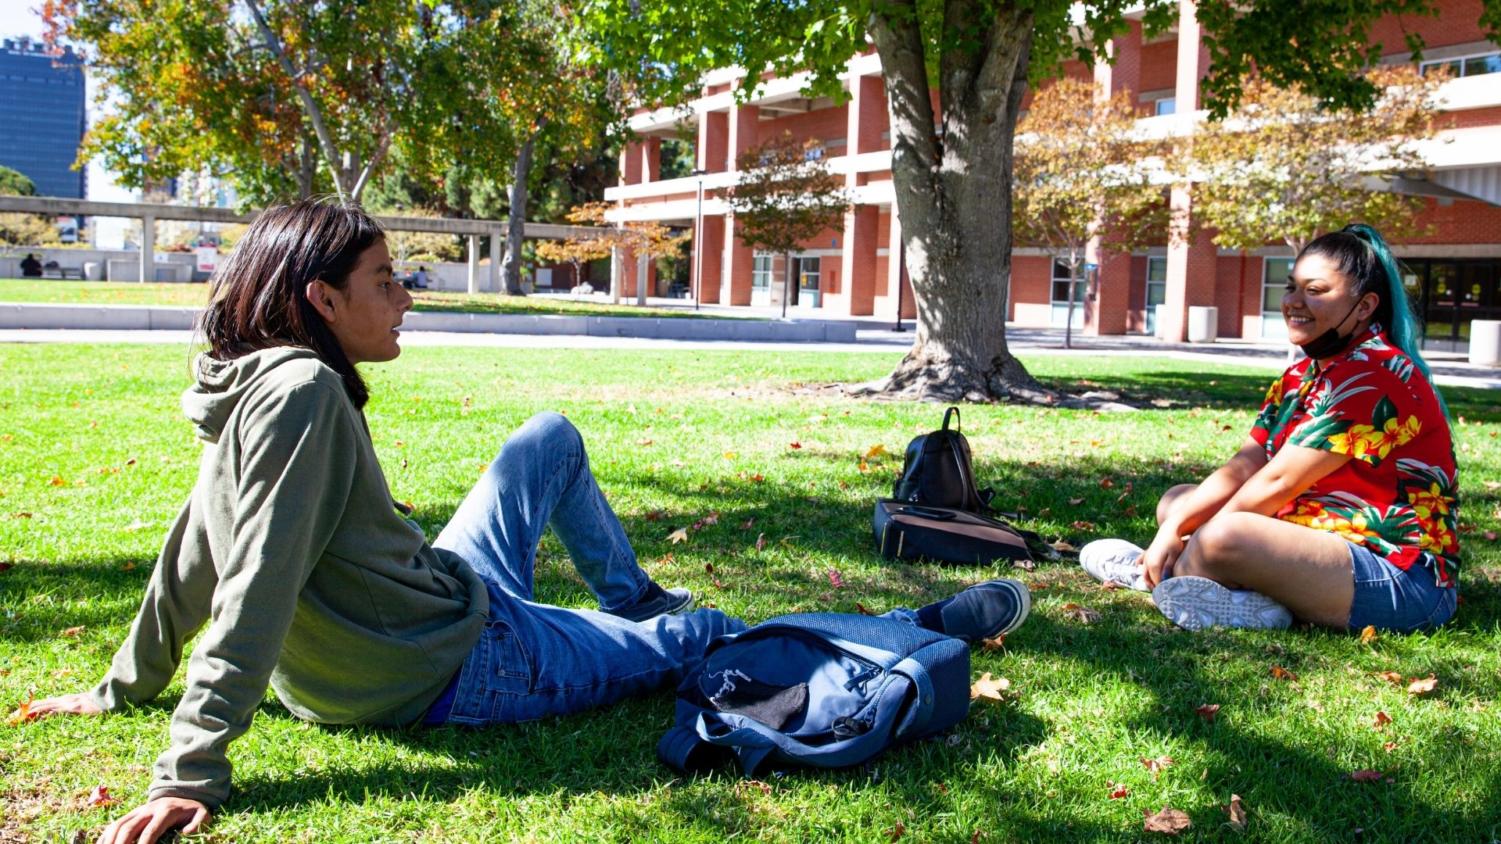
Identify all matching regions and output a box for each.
[1346,542,1456,633]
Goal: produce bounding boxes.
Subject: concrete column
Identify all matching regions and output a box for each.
[1175,0,1209,112]
[636,251,649,306]
[139,213,155,283]
[609,245,623,303]
[466,234,480,294]
[641,138,661,183]
[489,227,504,292]
[1162,185,1218,342]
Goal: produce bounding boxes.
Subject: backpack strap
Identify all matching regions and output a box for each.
[942,406,960,433]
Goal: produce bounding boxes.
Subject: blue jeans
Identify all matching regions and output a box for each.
[428,412,747,725]
[1346,541,1456,633]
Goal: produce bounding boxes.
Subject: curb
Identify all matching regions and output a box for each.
[0,303,858,343]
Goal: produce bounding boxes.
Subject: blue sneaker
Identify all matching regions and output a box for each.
[917,579,1031,643]
[607,582,695,622]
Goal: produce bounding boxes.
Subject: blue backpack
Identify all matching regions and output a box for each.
[657,612,971,777]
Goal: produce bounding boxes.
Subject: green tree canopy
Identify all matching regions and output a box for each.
[0,166,37,197]
[578,0,1499,401]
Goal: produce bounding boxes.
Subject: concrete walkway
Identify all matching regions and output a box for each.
[2,295,1498,390]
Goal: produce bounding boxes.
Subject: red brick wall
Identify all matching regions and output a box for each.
[1402,198,1501,244]
[1441,105,1501,130]
[759,107,851,149]
[1138,39,1178,92]
[1371,0,1490,51]
[1011,255,1054,324]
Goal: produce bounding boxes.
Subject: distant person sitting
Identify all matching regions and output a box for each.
[413,266,429,289]
[20,253,43,277]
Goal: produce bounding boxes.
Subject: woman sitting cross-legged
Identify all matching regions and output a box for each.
[20,199,1031,844]
[1080,224,1459,633]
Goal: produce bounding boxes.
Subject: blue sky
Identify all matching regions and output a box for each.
[0,0,44,40]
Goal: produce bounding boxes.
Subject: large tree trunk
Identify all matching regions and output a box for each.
[861,2,1051,403]
[501,130,541,296]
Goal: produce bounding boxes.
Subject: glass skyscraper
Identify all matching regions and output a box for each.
[0,37,86,198]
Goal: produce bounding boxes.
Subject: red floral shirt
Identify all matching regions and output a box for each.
[1250,325,1460,588]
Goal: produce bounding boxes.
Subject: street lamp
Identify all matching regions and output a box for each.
[689,167,707,312]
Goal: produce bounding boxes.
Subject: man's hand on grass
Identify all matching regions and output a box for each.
[23,692,105,719]
[97,797,211,844]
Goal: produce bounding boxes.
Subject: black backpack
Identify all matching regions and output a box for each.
[892,407,990,513]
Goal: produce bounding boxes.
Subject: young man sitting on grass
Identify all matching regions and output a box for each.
[21,199,1032,844]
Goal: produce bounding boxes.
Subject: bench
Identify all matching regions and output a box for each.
[42,266,84,280]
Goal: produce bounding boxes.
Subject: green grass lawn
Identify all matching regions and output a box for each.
[2,344,1499,842]
[0,278,710,319]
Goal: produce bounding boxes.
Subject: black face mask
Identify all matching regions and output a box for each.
[1297,297,1365,360]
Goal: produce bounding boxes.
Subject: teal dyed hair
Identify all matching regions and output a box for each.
[1299,224,1448,414]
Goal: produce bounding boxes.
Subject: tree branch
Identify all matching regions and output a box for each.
[243,0,349,200]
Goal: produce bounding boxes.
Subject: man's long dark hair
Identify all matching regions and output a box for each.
[199,199,385,407]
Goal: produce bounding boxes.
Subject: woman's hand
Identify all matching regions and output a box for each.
[22,692,104,720]
[1141,527,1186,589]
[97,797,211,844]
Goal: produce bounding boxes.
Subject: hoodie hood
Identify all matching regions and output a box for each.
[183,347,325,443]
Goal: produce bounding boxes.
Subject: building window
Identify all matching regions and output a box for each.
[1145,256,1167,334]
[1050,258,1086,328]
[752,253,772,291]
[1261,257,1294,340]
[1420,51,1501,77]
[1153,97,1177,116]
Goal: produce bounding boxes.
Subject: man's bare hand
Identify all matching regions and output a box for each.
[23,692,104,720]
[97,797,211,844]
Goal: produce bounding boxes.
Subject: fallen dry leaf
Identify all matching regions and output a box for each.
[740,518,755,530]
[645,509,668,522]
[1142,806,1192,835]
[1109,783,1129,799]
[722,451,737,460]
[667,528,690,545]
[857,460,872,473]
[1383,741,1399,752]
[0,562,12,573]
[827,569,845,589]
[87,785,117,808]
[887,821,905,841]
[1225,794,1247,832]
[864,444,887,460]
[788,441,803,450]
[1060,603,1102,624]
[1270,665,1298,682]
[1375,670,1404,686]
[636,438,654,447]
[7,694,36,726]
[49,475,66,487]
[1099,477,1115,489]
[1068,497,1085,506]
[1069,520,1097,532]
[1142,755,1174,779]
[1348,769,1385,783]
[980,634,1006,651]
[1372,711,1392,730]
[1359,625,1379,645]
[970,672,1012,702]
[855,602,876,616]
[1406,675,1438,696]
[754,533,766,552]
[750,473,766,483]
[1195,703,1220,723]
[60,626,85,638]
[1484,530,1497,542]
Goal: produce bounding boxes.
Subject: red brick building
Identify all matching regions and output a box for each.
[607,0,1501,351]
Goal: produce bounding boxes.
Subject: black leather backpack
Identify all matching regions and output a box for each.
[891,407,990,513]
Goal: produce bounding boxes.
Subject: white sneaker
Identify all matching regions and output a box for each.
[1079,539,1149,592]
[1151,576,1293,631]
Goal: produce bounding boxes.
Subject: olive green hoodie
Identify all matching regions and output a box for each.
[88,347,488,809]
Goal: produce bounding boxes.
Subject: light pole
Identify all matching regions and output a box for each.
[894,238,907,332]
[689,167,706,311]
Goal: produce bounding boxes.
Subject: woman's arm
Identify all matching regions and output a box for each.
[1217,443,1351,518]
[1142,437,1267,587]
